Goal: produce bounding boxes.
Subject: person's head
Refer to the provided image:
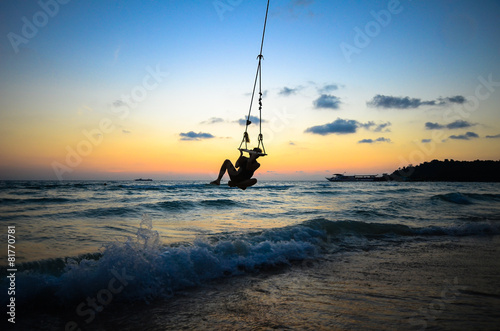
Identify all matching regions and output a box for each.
[252,147,262,158]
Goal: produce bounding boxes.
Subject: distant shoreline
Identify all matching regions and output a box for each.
[387,159,500,182]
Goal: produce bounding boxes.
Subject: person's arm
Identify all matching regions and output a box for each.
[235,151,246,169]
[247,153,258,167]
[247,154,260,172]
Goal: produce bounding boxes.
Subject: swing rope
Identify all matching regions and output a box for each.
[238,0,270,156]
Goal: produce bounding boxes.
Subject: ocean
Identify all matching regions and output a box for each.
[1,180,500,330]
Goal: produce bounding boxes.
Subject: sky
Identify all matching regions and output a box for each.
[0,0,499,180]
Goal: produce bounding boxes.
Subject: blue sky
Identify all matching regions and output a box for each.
[1,0,499,180]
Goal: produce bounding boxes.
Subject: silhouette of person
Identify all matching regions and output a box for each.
[210,148,262,190]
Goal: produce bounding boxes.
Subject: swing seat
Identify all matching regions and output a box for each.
[239,148,267,156]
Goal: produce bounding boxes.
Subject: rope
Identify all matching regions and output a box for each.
[239,0,270,155]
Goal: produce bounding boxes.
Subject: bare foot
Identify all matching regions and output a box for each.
[210,180,220,185]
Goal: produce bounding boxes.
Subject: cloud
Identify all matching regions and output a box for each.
[122,130,131,134]
[426,120,475,130]
[448,131,479,140]
[446,120,474,129]
[279,86,303,96]
[441,95,467,104]
[179,131,215,141]
[356,121,392,132]
[422,139,432,143]
[425,122,445,130]
[305,118,391,136]
[358,137,391,144]
[367,94,467,109]
[238,115,262,126]
[367,95,433,109]
[201,117,224,124]
[318,84,339,94]
[486,134,500,138]
[305,118,357,135]
[313,94,341,110]
[373,122,392,132]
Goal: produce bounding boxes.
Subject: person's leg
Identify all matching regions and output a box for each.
[210,159,237,185]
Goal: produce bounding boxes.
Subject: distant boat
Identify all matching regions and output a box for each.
[326,174,387,182]
[134,178,153,181]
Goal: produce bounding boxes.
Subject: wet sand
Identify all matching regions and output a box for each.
[78,236,500,331]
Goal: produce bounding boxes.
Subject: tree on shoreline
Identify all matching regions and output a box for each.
[389,159,500,182]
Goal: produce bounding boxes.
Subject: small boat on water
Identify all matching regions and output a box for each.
[135,178,153,182]
[326,174,386,182]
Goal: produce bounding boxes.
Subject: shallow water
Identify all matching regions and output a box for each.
[1,180,499,329]
[1,180,499,262]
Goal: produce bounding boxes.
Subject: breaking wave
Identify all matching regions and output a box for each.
[2,215,499,309]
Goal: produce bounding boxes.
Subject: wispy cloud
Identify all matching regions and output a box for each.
[358,137,391,144]
[274,0,315,19]
[421,139,432,143]
[448,132,479,140]
[201,117,225,124]
[367,94,467,109]
[113,45,122,65]
[179,131,215,141]
[318,83,339,94]
[486,134,500,139]
[279,86,304,96]
[313,94,341,110]
[368,121,392,132]
[425,120,475,130]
